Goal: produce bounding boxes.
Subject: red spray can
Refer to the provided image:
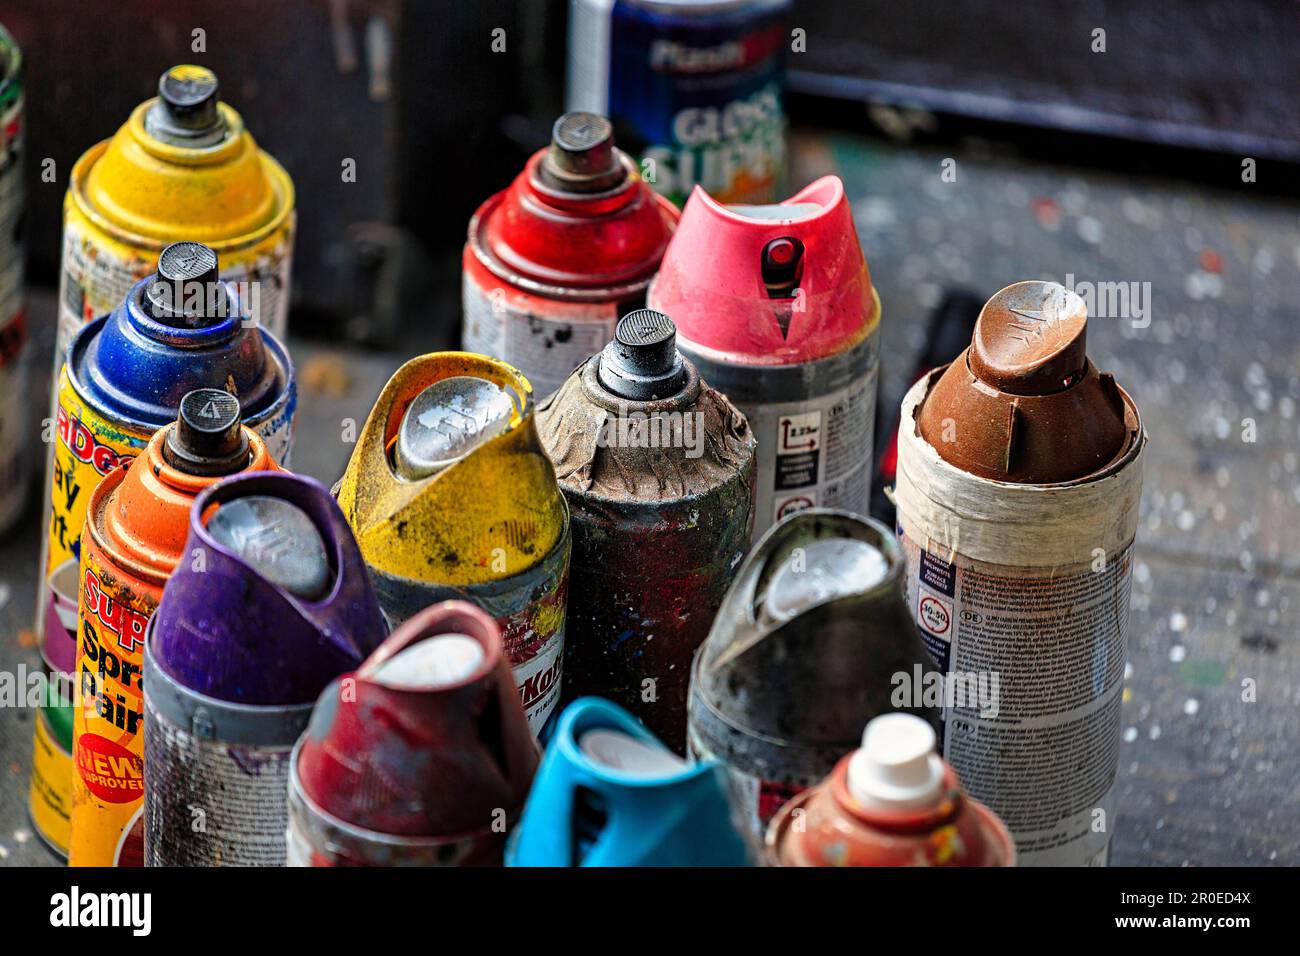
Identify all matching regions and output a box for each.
[767,713,1015,867]
[288,601,539,866]
[462,111,679,398]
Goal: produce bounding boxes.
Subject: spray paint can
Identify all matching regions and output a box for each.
[508,697,748,866]
[337,353,570,732]
[0,24,27,533]
[66,390,279,867]
[766,713,1015,867]
[462,111,678,398]
[536,309,754,750]
[143,471,387,867]
[687,508,939,848]
[892,280,1146,867]
[648,175,879,539]
[567,0,790,206]
[31,242,296,858]
[288,601,539,866]
[58,64,294,358]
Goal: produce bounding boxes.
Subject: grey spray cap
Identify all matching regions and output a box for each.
[145,65,227,148]
[393,376,516,480]
[146,241,230,326]
[208,496,332,600]
[597,310,685,400]
[539,111,626,194]
[164,389,250,477]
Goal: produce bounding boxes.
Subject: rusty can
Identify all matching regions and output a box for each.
[68,389,280,866]
[336,353,570,732]
[288,601,539,866]
[766,713,1015,867]
[462,111,678,398]
[536,309,755,750]
[0,23,27,533]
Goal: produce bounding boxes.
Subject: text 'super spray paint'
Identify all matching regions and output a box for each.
[30,243,296,858]
[537,310,755,750]
[766,713,1015,867]
[508,697,748,866]
[567,0,790,205]
[893,280,1146,867]
[288,601,539,866]
[462,111,678,398]
[649,176,879,538]
[687,509,939,849]
[67,390,280,867]
[336,353,570,731]
[0,24,27,532]
[58,65,294,356]
[144,472,387,867]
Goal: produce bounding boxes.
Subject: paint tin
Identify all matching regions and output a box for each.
[337,353,570,732]
[462,111,678,398]
[508,696,748,866]
[567,0,790,205]
[0,24,27,533]
[58,64,294,359]
[892,280,1146,866]
[686,508,940,849]
[648,175,879,538]
[536,309,754,750]
[144,471,387,867]
[766,713,1015,867]
[31,243,296,858]
[288,601,539,866]
[67,390,279,866]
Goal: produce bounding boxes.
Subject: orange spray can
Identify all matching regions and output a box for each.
[68,389,278,866]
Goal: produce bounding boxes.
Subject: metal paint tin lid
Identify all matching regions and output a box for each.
[764,537,889,624]
[579,729,688,777]
[207,495,331,600]
[371,634,485,689]
[393,376,516,480]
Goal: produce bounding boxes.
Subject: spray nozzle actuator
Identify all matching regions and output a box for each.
[847,713,947,812]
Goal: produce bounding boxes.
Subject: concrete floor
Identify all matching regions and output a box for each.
[0,129,1296,866]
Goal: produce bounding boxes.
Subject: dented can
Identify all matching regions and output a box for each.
[766,713,1015,867]
[687,508,939,848]
[648,176,880,538]
[31,243,296,858]
[144,471,387,867]
[68,390,280,866]
[508,697,749,866]
[288,601,539,866]
[337,353,570,731]
[0,24,27,532]
[462,111,678,398]
[537,310,755,750]
[892,280,1146,866]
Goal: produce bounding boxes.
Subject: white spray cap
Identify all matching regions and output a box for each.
[579,729,688,778]
[847,713,946,811]
[371,634,484,689]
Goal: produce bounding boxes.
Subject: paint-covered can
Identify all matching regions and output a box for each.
[536,310,754,750]
[58,64,294,359]
[68,390,280,867]
[0,24,27,533]
[288,601,539,866]
[462,111,678,398]
[31,243,296,858]
[144,471,387,867]
[892,281,1146,866]
[686,509,939,849]
[337,353,570,732]
[567,0,790,205]
[508,697,749,866]
[766,713,1015,867]
[648,175,879,539]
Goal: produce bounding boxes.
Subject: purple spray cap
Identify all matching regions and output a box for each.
[151,472,388,705]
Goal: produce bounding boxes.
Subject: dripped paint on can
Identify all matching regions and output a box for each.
[648,176,879,538]
[288,601,539,866]
[462,111,678,398]
[144,471,387,867]
[686,508,939,850]
[509,697,748,866]
[536,310,754,750]
[0,24,27,533]
[893,280,1146,866]
[67,390,280,867]
[336,353,570,732]
[567,0,790,205]
[57,65,294,358]
[31,243,296,858]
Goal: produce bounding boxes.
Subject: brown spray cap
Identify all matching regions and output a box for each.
[916,280,1135,483]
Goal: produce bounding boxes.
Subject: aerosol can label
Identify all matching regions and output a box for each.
[28,708,72,856]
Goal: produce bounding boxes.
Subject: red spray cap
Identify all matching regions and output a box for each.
[294,601,539,839]
[648,175,876,365]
